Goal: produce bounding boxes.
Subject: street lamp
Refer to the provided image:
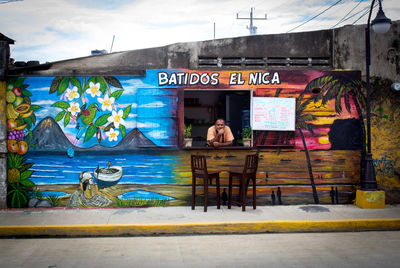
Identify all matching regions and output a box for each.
[363,0,391,190]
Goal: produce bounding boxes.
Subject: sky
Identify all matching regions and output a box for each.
[1,0,399,63]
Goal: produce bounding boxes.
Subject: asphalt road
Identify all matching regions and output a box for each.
[0,231,399,268]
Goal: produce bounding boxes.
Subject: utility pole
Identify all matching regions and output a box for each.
[109,35,115,53]
[237,7,267,35]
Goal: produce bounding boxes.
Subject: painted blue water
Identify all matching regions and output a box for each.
[41,191,71,198]
[118,190,175,200]
[27,152,180,185]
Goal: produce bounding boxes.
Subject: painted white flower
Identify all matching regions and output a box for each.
[97,94,115,111]
[106,128,119,142]
[65,86,80,101]
[107,109,125,129]
[67,102,81,117]
[86,82,101,98]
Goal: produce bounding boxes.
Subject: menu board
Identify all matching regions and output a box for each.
[251,97,296,131]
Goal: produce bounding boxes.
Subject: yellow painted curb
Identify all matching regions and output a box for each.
[1,219,400,237]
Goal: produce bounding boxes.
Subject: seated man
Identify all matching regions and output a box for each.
[207,118,234,147]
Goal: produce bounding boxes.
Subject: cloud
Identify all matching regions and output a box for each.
[122,119,137,129]
[32,100,54,106]
[34,107,58,118]
[139,101,165,108]
[137,122,160,128]
[30,86,50,92]
[1,0,399,63]
[128,113,137,118]
[147,130,168,139]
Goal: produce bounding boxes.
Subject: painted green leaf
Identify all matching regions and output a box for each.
[84,125,97,142]
[70,77,82,95]
[20,178,35,188]
[52,101,69,109]
[28,130,33,141]
[22,89,32,97]
[104,122,115,132]
[383,115,388,119]
[57,77,70,96]
[20,170,34,181]
[24,116,33,130]
[20,170,33,182]
[120,124,126,138]
[32,113,36,126]
[104,76,123,89]
[64,112,71,127]
[13,78,25,88]
[94,113,111,127]
[21,162,34,173]
[11,190,28,208]
[55,110,66,122]
[50,76,63,94]
[122,105,131,119]
[30,104,42,111]
[110,89,124,100]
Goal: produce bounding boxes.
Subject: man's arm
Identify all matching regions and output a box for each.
[207,127,223,146]
[212,140,233,147]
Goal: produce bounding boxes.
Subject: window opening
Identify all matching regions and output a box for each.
[184,90,251,147]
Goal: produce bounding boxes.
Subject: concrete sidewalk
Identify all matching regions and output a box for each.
[1,204,400,237]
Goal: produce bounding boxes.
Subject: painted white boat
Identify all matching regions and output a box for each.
[93,162,123,188]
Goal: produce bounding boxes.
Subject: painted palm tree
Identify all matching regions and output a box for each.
[295,95,319,204]
[302,75,366,179]
[257,88,320,204]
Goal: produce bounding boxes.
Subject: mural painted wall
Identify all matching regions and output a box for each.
[4,69,367,208]
[369,77,400,203]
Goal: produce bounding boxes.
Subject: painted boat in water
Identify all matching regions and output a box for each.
[93,162,123,189]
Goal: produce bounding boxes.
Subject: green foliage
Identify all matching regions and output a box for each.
[84,125,97,142]
[29,189,44,199]
[242,127,252,138]
[46,194,61,207]
[52,101,70,109]
[49,76,130,145]
[7,183,28,208]
[7,152,25,169]
[122,105,131,119]
[184,124,192,138]
[115,198,167,207]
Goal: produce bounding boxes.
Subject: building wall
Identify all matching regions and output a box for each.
[1,21,400,207]
[3,69,363,208]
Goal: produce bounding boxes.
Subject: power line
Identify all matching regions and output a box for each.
[331,0,363,28]
[352,2,378,25]
[287,0,343,33]
[334,5,370,25]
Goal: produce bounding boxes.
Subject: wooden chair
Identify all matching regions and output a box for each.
[191,155,221,212]
[228,154,259,211]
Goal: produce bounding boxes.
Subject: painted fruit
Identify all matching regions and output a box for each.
[6,91,16,103]
[21,109,33,118]
[14,103,30,114]
[13,96,24,107]
[14,124,27,131]
[18,140,28,155]
[7,140,19,153]
[7,119,17,130]
[12,87,22,97]
[7,168,20,183]
[6,104,19,119]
